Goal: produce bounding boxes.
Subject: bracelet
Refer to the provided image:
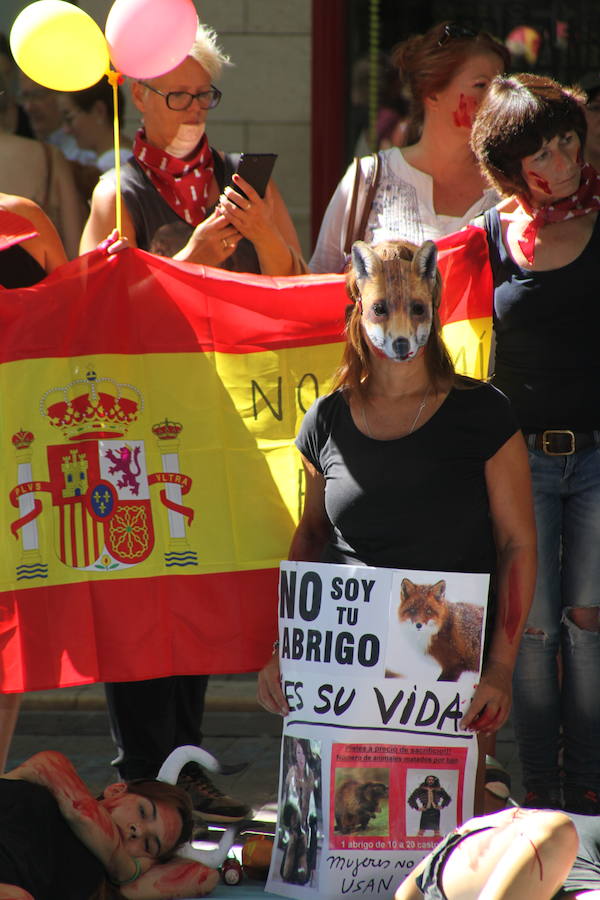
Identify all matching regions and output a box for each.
[110,858,142,886]
[272,639,280,654]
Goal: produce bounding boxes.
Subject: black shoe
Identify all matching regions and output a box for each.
[563,786,600,816]
[178,769,251,823]
[522,786,563,810]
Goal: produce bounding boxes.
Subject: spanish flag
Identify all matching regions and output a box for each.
[0,227,492,692]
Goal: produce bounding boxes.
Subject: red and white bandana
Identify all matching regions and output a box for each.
[518,163,600,264]
[133,129,214,226]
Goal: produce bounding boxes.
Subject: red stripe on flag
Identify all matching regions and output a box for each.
[0,210,38,254]
[436,225,493,325]
[0,250,349,363]
[1,568,279,692]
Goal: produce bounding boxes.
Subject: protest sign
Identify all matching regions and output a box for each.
[267,560,490,899]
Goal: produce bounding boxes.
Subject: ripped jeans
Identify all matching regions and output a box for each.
[512,446,600,791]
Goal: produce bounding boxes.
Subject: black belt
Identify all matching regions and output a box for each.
[524,429,600,456]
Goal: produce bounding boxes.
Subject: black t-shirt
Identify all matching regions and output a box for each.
[295,378,518,575]
[0,779,105,900]
[486,207,600,431]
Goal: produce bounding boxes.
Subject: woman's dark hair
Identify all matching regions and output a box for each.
[69,78,125,129]
[285,737,313,771]
[471,72,587,199]
[392,21,509,142]
[421,775,441,787]
[332,241,453,395]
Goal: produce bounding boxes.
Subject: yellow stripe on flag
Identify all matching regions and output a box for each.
[442,316,493,381]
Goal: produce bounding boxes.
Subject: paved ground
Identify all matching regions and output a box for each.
[8,675,283,816]
[7,673,524,810]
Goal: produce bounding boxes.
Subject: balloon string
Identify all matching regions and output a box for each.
[107,69,122,237]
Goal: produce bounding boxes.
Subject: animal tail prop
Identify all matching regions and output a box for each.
[157,745,247,867]
[157,744,248,781]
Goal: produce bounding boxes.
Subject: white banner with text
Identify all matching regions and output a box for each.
[266,560,490,900]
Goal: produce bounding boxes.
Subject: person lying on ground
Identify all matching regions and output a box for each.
[0,750,219,899]
[394,804,600,899]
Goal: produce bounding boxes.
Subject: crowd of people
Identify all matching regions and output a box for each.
[1,8,600,899]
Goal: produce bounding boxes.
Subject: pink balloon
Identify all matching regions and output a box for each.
[105,0,198,79]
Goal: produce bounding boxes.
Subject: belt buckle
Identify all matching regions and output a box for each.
[542,429,575,456]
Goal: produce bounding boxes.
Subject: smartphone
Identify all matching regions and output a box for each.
[233,152,278,199]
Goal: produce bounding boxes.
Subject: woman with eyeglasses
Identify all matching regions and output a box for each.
[309,21,509,274]
[80,24,304,275]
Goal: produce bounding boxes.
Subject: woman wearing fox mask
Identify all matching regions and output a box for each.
[258,237,537,816]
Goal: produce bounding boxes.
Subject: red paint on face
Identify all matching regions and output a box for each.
[503,565,522,643]
[527,171,552,195]
[452,94,478,128]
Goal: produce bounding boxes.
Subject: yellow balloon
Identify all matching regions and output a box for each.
[11,0,109,91]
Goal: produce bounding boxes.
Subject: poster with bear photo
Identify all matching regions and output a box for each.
[266,561,489,900]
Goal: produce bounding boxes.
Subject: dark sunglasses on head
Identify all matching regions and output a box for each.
[438,23,477,47]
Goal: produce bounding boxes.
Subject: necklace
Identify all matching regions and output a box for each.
[361,385,432,439]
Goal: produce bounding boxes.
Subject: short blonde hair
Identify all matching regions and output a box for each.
[189,23,231,81]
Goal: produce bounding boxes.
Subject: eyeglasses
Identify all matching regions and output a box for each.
[438,23,477,47]
[138,81,222,111]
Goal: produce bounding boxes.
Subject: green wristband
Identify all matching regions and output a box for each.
[110,858,142,886]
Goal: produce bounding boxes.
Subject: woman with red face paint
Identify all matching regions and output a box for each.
[310,22,509,274]
[471,73,600,816]
[0,750,218,900]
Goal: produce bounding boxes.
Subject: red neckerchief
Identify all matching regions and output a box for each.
[133,129,214,226]
[517,163,600,264]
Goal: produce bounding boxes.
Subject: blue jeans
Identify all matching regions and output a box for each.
[512,446,600,791]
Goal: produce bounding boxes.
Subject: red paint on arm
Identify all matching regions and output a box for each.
[527,171,552,195]
[452,94,478,128]
[156,861,212,890]
[73,796,116,840]
[502,564,522,643]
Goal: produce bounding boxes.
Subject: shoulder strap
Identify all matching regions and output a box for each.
[355,152,381,243]
[343,157,362,255]
[40,142,53,212]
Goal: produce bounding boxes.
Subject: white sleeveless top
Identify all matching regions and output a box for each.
[309,147,497,273]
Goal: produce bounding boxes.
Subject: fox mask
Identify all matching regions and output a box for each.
[350,239,439,362]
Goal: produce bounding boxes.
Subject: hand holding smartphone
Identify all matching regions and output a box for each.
[232,152,278,200]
